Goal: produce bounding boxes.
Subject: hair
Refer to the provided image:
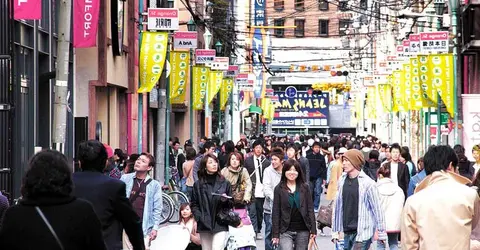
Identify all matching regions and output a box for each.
[185,147,197,161]
[286,143,298,152]
[390,143,401,153]
[312,141,321,148]
[77,140,108,172]
[279,159,307,190]
[363,140,372,148]
[223,140,235,154]
[227,152,244,168]
[369,150,379,160]
[423,145,459,175]
[178,203,193,224]
[114,148,126,161]
[252,139,264,149]
[377,164,391,178]
[203,141,215,152]
[198,154,221,181]
[173,141,181,146]
[22,150,73,199]
[273,141,285,150]
[140,152,155,167]
[400,148,412,162]
[270,147,285,161]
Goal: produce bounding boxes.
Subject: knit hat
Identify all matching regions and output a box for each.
[103,143,114,158]
[342,149,365,170]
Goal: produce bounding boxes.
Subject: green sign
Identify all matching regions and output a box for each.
[425,112,449,125]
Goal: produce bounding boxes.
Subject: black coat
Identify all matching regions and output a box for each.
[244,155,271,197]
[73,171,145,250]
[306,152,326,180]
[383,161,410,198]
[272,184,317,238]
[0,196,107,250]
[191,175,232,233]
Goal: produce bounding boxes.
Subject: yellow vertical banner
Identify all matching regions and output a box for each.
[420,55,437,103]
[207,71,223,105]
[269,102,275,121]
[367,87,377,119]
[429,54,455,117]
[377,83,392,112]
[410,57,423,110]
[192,66,210,110]
[220,78,233,110]
[403,63,412,111]
[138,32,168,93]
[169,51,190,103]
[392,70,403,112]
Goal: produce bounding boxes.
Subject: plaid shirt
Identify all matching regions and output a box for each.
[332,171,387,242]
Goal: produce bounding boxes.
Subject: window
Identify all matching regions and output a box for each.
[274,19,285,37]
[274,0,284,10]
[359,0,367,9]
[318,20,329,36]
[318,0,329,10]
[295,0,304,10]
[338,0,348,11]
[339,19,351,36]
[294,19,305,37]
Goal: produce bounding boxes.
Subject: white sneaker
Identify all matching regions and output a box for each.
[256,233,264,240]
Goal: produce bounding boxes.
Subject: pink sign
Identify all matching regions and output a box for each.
[14,0,42,20]
[402,40,410,47]
[74,0,100,48]
[174,31,197,39]
[462,94,480,161]
[409,34,420,41]
[420,31,449,40]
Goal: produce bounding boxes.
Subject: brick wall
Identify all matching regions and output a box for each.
[266,0,353,38]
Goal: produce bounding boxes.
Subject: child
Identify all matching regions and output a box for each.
[179,203,202,250]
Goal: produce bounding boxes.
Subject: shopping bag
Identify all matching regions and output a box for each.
[335,239,344,250]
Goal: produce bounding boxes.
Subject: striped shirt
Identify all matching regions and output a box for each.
[332,171,387,242]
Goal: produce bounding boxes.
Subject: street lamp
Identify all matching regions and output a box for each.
[203,29,212,49]
[187,18,196,32]
[215,41,223,56]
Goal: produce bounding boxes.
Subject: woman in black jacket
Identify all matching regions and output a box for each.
[191,153,232,250]
[272,159,317,250]
[0,150,106,250]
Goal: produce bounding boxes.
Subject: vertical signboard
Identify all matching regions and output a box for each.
[252,0,265,98]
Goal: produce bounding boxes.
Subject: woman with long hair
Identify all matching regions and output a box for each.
[286,143,310,184]
[190,154,232,250]
[0,150,106,250]
[272,159,317,250]
[179,203,201,250]
[221,152,252,207]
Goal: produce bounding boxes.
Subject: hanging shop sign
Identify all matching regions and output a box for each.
[420,31,449,54]
[224,65,239,77]
[272,91,330,127]
[147,8,179,31]
[206,57,229,71]
[173,31,197,49]
[195,49,216,64]
[73,0,100,47]
[14,0,41,20]
[409,34,420,54]
[138,32,168,93]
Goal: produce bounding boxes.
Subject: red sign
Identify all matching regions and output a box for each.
[74,0,100,48]
[396,45,404,52]
[174,32,197,39]
[148,8,178,17]
[409,34,420,41]
[420,31,449,40]
[236,73,248,79]
[228,65,239,71]
[14,0,41,20]
[402,40,410,47]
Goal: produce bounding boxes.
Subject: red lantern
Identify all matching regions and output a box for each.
[330,71,336,76]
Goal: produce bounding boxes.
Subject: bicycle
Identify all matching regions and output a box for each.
[159,178,189,224]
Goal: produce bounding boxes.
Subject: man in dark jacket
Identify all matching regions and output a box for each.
[363,150,381,181]
[306,141,326,212]
[73,140,145,250]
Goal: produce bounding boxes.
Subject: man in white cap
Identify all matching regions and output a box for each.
[332,149,386,249]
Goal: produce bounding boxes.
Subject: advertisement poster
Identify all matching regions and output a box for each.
[220,78,234,110]
[169,51,189,103]
[428,54,455,117]
[138,32,168,93]
[272,91,329,127]
[251,0,266,98]
[207,71,223,104]
[462,94,480,161]
[192,66,209,110]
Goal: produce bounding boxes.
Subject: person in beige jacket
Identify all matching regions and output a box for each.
[326,147,347,201]
[401,145,480,250]
[220,152,253,206]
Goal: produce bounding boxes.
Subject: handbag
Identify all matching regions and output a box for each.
[35,206,65,250]
[316,200,333,228]
[216,199,241,227]
[232,169,246,205]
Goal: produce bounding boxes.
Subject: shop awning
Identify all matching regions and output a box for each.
[249,105,263,115]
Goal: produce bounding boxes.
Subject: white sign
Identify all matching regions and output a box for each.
[173,31,197,49]
[409,34,420,54]
[462,94,480,161]
[420,31,449,54]
[206,57,229,71]
[147,8,179,31]
[195,49,216,64]
[224,65,239,77]
[236,73,252,91]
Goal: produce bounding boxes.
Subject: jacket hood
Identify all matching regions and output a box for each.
[376,178,400,196]
[415,170,472,194]
[266,165,282,176]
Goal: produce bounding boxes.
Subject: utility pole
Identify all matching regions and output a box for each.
[52,0,72,153]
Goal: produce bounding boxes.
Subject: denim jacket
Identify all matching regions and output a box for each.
[121,173,163,236]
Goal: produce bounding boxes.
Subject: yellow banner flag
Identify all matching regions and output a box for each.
[192,66,209,110]
[366,87,377,119]
[377,83,392,112]
[410,57,423,110]
[392,70,404,112]
[138,32,168,93]
[220,78,233,110]
[268,101,275,121]
[429,54,455,117]
[207,71,223,105]
[403,63,412,111]
[420,55,437,103]
[170,51,190,103]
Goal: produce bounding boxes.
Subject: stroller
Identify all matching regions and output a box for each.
[225,208,256,250]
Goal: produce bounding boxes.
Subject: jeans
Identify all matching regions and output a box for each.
[264,213,273,250]
[248,198,264,233]
[343,232,372,250]
[278,231,310,250]
[376,233,399,250]
[310,178,322,210]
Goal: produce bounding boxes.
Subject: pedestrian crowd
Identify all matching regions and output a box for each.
[2,134,480,250]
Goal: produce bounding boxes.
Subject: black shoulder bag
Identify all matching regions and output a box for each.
[129,179,153,203]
